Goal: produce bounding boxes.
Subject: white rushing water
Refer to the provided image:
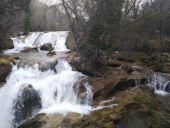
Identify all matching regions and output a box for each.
[4,31,70,54]
[0,32,93,128]
[148,73,170,95]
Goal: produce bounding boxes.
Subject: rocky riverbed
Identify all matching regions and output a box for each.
[0,32,170,128]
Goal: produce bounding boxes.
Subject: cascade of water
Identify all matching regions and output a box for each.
[4,31,70,54]
[0,32,93,128]
[148,73,170,95]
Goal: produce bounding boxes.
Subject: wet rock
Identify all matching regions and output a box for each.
[0,82,5,88]
[0,39,14,50]
[21,47,38,53]
[47,51,56,56]
[18,57,58,72]
[18,114,47,128]
[0,59,12,82]
[18,113,81,128]
[40,43,53,51]
[13,85,42,126]
[91,73,147,102]
[74,78,91,104]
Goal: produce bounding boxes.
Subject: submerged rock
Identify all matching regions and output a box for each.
[40,43,53,51]
[0,59,12,82]
[47,51,56,56]
[21,47,38,53]
[13,85,42,126]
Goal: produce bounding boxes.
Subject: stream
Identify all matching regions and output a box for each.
[0,31,92,128]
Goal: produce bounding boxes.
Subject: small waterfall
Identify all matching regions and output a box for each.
[4,31,70,54]
[0,32,93,128]
[148,73,170,95]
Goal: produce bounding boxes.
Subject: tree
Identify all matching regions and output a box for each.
[78,0,123,63]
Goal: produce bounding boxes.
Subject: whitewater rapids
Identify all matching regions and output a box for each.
[4,31,70,54]
[0,31,93,128]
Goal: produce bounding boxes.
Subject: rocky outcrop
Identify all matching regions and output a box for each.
[0,59,12,82]
[18,113,47,128]
[18,57,58,72]
[13,85,42,126]
[0,39,14,51]
[40,43,53,51]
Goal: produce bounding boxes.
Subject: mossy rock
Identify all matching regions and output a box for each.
[0,39,14,50]
[0,59,12,82]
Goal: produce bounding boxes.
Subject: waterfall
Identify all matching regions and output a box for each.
[148,73,170,95]
[4,31,70,54]
[0,32,93,128]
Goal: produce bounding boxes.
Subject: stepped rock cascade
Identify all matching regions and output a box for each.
[0,31,93,128]
[148,73,170,94]
[4,31,70,54]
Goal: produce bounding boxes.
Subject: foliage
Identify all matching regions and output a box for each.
[78,0,124,63]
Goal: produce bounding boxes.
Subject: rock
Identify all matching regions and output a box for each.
[115,86,170,128]
[13,85,42,126]
[91,73,147,103]
[0,39,14,50]
[18,57,58,72]
[127,66,144,74]
[40,43,53,51]
[18,113,47,128]
[21,47,38,53]
[0,59,12,82]
[47,51,56,56]
[65,32,76,51]
[74,78,91,104]
[18,113,81,128]
[0,82,5,88]
[106,60,121,68]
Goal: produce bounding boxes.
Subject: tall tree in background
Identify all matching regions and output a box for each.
[79,0,123,63]
[88,0,123,50]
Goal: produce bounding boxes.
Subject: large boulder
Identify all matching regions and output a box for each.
[91,73,147,103]
[0,59,12,82]
[18,57,58,72]
[13,85,42,126]
[0,39,14,51]
[40,43,53,51]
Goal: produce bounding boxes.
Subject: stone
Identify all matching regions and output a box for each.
[21,47,38,53]
[47,51,56,56]
[18,57,58,72]
[40,43,53,51]
[13,85,42,126]
[0,39,14,50]
[0,59,12,82]
[106,60,121,68]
